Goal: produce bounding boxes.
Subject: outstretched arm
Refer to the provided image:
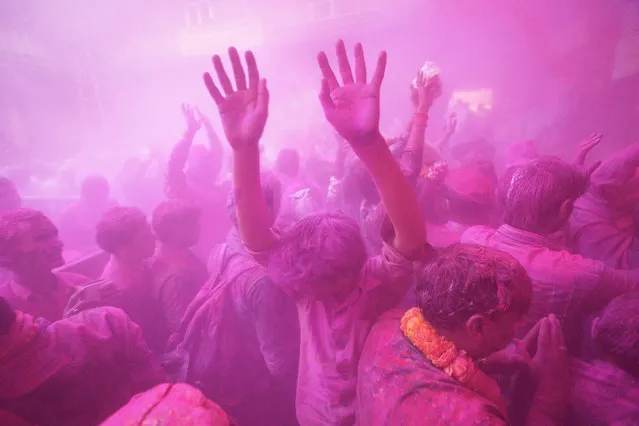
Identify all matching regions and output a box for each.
[165,104,200,198]
[400,74,442,183]
[317,40,425,257]
[203,47,275,252]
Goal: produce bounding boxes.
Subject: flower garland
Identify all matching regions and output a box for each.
[400,307,506,415]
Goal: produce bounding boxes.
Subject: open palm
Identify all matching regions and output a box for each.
[318,40,386,145]
[203,47,269,150]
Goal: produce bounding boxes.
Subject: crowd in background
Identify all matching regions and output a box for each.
[0,39,638,426]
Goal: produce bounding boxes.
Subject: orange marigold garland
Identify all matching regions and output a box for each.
[400,307,506,415]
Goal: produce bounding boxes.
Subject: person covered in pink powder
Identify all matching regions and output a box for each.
[201,39,427,425]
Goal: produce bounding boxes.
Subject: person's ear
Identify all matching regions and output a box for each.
[466,314,488,339]
[559,199,574,221]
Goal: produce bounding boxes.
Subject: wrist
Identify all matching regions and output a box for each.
[231,142,261,154]
[347,131,386,150]
[184,127,198,137]
[413,111,429,127]
[414,103,432,115]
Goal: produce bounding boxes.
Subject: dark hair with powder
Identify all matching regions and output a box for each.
[96,206,148,254]
[268,211,367,299]
[417,244,532,332]
[503,156,588,234]
[593,293,639,377]
[0,208,52,269]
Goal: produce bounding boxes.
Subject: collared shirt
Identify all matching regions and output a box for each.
[461,225,638,350]
[0,307,165,426]
[0,272,88,322]
[150,250,207,332]
[255,240,414,426]
[357,310,508,426]
[569,359,639,426]
[569,143,639,269]
[170,230,299,426]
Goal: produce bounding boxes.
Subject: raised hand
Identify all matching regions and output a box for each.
[194,107,211,127]
[415,73,442,113]
[530,315,570,402]
[443,113,458,137]
[203,47,269,150]
[181,103,201,132]
[317,40,387,146]
[575,133,603,166]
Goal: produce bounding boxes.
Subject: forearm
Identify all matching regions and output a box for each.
[232,147,277,251]
[354,134,426,256]
[167,129,196,178]
[591,142,639,187]
[525,395,566,426]
[203,122,223,164]
[400,113,427,179]
[435,133,452,152]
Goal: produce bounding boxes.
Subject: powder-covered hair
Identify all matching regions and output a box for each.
[227,171,282,229]
[152,199,201,245]
[268,211,367,298]
[96,206,148,254]
[503,156,588,233]
[417,244,532,331]
[593,293,639,377]
[0,208,52,268]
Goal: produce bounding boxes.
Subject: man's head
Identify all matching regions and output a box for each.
[227,171,281,229]
[152,200,201,249]
[0,208,65,274]
[0,177,21,214]
[592,293,639,377]
[269,212,367,301]
[446,167,496,226]
[80,175,111,207]
[502,156,588,235]
[96,207,155,263]
[275,148,300,179]
[417,244,532,359]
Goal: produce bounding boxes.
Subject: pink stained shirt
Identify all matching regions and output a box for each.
[461,224,638,351]
[0,272,88,322]
[252,240,415,426]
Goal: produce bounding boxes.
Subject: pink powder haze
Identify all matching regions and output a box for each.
[0,0,637,192]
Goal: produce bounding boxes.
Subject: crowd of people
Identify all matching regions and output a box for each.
[0,38,638,426]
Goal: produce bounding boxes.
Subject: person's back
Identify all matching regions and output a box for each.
[0,302,165,426]
[462,157,638,351]
[149,200,208,332]
[169,229,298,426]
[69,206,169,353]
[568,293,639,426]
[569,359,639,426]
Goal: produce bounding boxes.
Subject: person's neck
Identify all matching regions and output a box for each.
[13,269,58,293]
[436,327,482,360]
[156,244,191,260]
[103,256,148,289]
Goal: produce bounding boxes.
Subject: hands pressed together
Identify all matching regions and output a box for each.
[480,314,570,406]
